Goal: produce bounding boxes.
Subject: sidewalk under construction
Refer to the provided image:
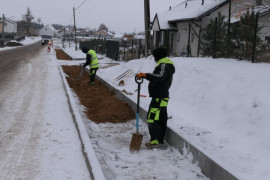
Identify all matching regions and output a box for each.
[57,48,238,180]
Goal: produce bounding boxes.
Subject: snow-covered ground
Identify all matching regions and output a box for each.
[0,38,90,179]
[0,38,209,180]
[0,37,42,51]
[2,37,269,180]
[62,40,270,180]
[58,41,208,180]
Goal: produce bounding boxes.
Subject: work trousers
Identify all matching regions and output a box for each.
[90,68,98,83]
[146,98,169,143]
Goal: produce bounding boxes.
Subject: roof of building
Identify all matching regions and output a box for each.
[154,0,228,30]
[94,30,113,36]
[41,25,57,32]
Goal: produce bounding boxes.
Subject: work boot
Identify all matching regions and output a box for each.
[145,139,159,148]
[89,82,95,86]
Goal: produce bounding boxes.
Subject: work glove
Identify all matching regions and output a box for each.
[136,73,146,79]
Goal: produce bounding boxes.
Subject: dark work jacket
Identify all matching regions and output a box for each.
[145,57,175,98]
[83,54,92,68]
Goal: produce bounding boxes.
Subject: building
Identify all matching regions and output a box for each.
[152,0,270,57]
[93,30,114,39]
[0,17,17,34]
[57,28,74,40]
[39,25,57,37]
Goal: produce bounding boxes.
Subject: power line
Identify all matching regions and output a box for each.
[76,0,92,15]
[75,0,88,10]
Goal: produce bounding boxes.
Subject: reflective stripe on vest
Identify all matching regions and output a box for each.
[87,50,100,68]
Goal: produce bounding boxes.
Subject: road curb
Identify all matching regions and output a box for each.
[58,64,106,180]
[96,74,238,180]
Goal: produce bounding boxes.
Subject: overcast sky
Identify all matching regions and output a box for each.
[1,0,182,33]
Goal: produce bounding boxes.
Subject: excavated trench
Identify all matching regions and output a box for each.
[54,49,73,60]
[55,49,135,123]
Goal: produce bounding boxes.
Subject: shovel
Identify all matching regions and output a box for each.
[129,75,144,152]
[76,65,85,81]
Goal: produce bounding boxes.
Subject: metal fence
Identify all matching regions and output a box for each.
[199,11,270,63]
[79,38,107,54]
[106,40,119,60]
[79,38,145,61]
[119,39,145,60]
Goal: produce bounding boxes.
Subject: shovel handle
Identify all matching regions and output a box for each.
[135,75,143,133]
[79,68,84,75]
[135,75,143,84]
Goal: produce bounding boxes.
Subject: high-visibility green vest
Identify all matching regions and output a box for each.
[87,49,99,68]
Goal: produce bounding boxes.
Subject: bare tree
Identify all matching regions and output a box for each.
[22,7,34,36]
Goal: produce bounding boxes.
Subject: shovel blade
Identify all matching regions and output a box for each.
[129,133,143,151]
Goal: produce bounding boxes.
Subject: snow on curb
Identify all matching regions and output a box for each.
[58,63,106,180]
[96,74,239,180]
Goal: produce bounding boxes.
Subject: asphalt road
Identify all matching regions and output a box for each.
[0,42,43,89]
[0,42,90,179]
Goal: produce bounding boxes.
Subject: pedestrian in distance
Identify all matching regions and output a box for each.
[136,47,175,148]
[81,47,100,86]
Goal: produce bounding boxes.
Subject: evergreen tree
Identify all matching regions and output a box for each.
[230,10,262,60]
[201,13,228,58]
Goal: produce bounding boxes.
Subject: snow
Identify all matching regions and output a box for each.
[0,39,208,180]
[156,0,227,29]
[63,40,270,180]
[0,36,42,51]
[60,44,208,180]
[59,65,106,180]
[1,38,270,180]
[0,38,90,179]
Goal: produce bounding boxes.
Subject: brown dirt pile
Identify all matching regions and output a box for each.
[62,65,135,123]
[54,49,72,60]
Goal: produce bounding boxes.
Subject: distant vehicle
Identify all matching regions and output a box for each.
[41,35,52,45]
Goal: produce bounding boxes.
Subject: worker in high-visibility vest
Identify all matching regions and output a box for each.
[137,47,175,148]
[82,47,100,86]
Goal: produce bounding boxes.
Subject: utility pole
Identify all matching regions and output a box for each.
[227,0,231,37]
[144,0,150,58]
[227,0,231,57]
[73,7,78,50]
[1,14,5,44]
[252,12,259,63]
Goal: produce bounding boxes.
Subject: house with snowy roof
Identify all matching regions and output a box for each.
[152,0,270,57]
[93,30,114,39]
[39,25,57,37]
